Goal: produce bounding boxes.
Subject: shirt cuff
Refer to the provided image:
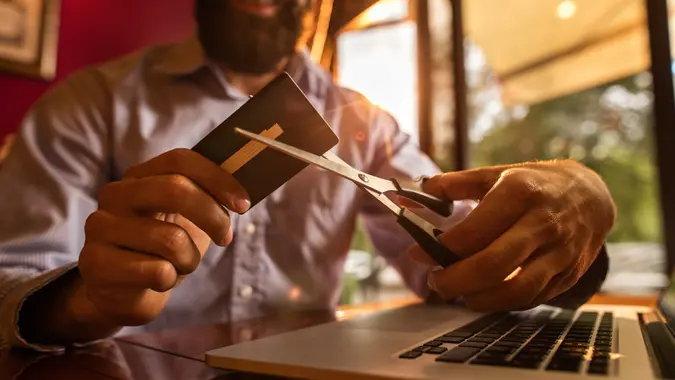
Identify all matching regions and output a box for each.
[0,263,77,353]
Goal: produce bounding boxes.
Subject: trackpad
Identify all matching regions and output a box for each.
[340,304,479,333]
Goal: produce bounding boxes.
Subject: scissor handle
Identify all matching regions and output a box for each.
[392,178,454,217]
[396,208,462,268]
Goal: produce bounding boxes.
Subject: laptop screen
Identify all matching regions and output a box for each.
[654,0,675,330]
[659,275,675,326]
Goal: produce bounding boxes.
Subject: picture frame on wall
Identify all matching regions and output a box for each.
[0,0,60,80]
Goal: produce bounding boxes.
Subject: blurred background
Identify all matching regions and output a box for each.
[0,0,672,306]
[333,0,671,304]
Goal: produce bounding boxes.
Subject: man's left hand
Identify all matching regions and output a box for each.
[406,160,616,312]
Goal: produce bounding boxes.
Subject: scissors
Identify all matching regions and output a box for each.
[234,127,463,268]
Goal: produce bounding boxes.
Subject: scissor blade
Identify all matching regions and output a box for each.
[234,127,396,194]
[363,186,404,215]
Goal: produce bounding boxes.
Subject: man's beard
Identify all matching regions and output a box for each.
[195,0,307,74]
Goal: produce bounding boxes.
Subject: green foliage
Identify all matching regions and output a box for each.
[339,273,359,305]
[350,216,374,253]
[465,72,663,243]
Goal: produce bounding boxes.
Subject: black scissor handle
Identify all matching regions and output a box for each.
[396,208,462,268]
[392,177,454,218]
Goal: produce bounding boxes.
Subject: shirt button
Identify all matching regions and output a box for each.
[244,222,256,235]
[239,284,254,298]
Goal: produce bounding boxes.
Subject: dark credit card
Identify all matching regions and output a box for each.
[192,72,339,211]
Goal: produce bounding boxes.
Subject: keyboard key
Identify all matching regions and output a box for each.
[451,314,505,334]
[486,345,516,354]
[509,332,535,339]
[412,346,430,352]
[500,336,527,343]
[525,343,553,349]
[459,342,489,349]
[558,347,587,354]
[436,336,465,344]
[425,346,448,355]
[424,340,443,347]
[588,361,609,374]
[547,358,582,372]
[510,358,540,368]
[494,341,520,348]
[476,333,502,339]
[399,351,422,359]
[555,352,585,359]
[477,351,509,360]
[483,328,506,334]
[591,356,610,365]
[519,347,549,355]
[436,347,481,363]
[471,357,510,366]
[514,353,544,361]
[561,342,588,348]
[468,337,496,344]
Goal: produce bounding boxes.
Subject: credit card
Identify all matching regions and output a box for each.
[192,72,339,211]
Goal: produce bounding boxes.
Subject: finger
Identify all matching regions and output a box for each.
[423,164,521,201]
[423,211,547,298]
[433,169,534,256]
[98,175,232,245]
[461,246,575,312]
[124,148,251,213]
[79,242,178,292]
[529,240,593,306]
[398,196,424,209]
[85,210,202,275]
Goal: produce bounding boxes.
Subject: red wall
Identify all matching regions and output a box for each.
[0,0,195,140]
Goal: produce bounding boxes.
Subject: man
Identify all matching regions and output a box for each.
[0,0,615,352]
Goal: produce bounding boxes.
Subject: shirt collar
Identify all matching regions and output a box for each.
[154,33,322,97]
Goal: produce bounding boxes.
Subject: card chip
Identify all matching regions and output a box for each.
[221,124,284,173]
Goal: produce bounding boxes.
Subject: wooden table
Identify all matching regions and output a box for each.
[0,294,658,380]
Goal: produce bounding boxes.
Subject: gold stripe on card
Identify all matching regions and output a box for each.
[221,124,284,173]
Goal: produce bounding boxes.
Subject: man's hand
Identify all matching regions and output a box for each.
[406,160,616,312]
[24,149,250,344]
[78,148,250,326]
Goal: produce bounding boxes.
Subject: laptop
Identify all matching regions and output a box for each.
[205,2,675,379]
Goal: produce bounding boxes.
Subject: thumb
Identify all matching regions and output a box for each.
[423,165,513,201]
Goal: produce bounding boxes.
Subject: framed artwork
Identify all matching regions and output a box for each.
[0,0,60,80]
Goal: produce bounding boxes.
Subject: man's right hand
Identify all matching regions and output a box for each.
[79,148,250,326]
[22,149,250,344]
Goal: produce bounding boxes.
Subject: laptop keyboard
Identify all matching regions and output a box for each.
[399,309,614,375]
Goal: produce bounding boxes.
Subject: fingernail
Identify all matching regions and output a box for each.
[234,198,251,213]
[427,275,437,291]
[427,266,443,290]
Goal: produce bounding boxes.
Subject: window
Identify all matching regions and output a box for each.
[334,1,421,305]
[335,5,419,145]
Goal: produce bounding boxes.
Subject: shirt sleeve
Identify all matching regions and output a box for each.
[357,107,441,298]
[0,68,111,352]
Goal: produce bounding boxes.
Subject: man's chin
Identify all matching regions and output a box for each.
[209,52,289,75]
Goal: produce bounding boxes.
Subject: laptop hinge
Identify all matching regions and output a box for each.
[639,312,675,379]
